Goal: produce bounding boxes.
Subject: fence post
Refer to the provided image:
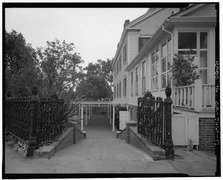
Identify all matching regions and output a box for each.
[27,86,38,157]
[164,86,174,159]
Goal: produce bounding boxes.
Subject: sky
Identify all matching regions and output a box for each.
[5,7,148,67]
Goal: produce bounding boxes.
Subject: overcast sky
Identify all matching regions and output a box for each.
[5,8,148,67]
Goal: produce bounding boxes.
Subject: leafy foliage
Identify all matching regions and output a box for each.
[84,58,113,86]
[76,75,112,100]
[171,53,199,87]
[37,39,84,94]
[4,30,40,96]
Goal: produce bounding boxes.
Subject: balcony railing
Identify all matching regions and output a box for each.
[173,79,215,111]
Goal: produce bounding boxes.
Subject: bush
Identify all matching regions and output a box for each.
[172,53,199,87]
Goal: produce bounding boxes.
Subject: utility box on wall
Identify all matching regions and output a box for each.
[119,111,130,130]
[172,114,199,146]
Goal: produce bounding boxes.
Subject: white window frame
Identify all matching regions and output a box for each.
[131,71,134,96]
[161,38,172,89]
[135,66,139,95]
[151,49,159,90]
[177,30,209,84]
[142,61,146,94]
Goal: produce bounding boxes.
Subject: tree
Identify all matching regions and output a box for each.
[76,75,112,100]
[84,58,113,86]
[172,53,199,87]
[4,30,40,96]
[37,39,84,94]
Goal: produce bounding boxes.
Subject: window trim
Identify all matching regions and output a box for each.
[151,48,159,91]
[161,38,172,89]
[142,61,146,94]
[177,30,209,84]
[135,66,139,96]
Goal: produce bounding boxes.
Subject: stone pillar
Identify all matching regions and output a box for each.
[81,104,84,131]
[164,86,174,159]
[112,105,115,131]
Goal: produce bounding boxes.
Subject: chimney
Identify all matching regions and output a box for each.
[124,20,130,27]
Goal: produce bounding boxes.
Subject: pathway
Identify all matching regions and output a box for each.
[5,115,179,174]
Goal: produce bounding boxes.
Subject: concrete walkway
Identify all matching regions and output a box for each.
[5,115,179,174]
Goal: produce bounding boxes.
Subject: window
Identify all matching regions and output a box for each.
[116,61,119,76]
[114,85,116,99]
[119,55,122,72]
[135,67,139,95]
[123,77,127,97]
[178,31,208,84]
[151,49,159,90]
[200,32,208,84]
[142,61,146,94]
[161,39,172,89]
[131,71,134,96]
[119,82,122,98]
[123,44,127,65]
[138,37,151,52]
[178,32,197,50]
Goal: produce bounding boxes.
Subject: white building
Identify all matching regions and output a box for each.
[112,4,217,150]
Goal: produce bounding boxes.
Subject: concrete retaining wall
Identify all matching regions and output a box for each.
[34,122,86,159]
[117,121,166,160]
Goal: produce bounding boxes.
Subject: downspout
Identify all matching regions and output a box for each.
[162,24,174,113]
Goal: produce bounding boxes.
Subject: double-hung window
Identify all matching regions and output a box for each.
[131,71,134,96]
[135,67,139,95]
[151,49,159,90]
[178,31,208,84]
[138,37,151,52]
[119,81,122,98]
[161,39,172,88]
[123,44,127,65]
[123,77,127,97]
[114,85,116,99]
[142,61,146,94]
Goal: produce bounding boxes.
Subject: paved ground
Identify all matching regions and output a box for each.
[4,115,217,176]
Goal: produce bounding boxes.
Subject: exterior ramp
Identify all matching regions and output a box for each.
[117,122,166,160]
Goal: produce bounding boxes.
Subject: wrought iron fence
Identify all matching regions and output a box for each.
[137,87,174,159]
[5,96,64,147]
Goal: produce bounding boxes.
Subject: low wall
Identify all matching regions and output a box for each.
[34,122,86,159]
[117,121,166,160]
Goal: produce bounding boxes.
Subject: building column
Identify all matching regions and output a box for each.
[85,105,88,125]
[112,105,115,131]
[81,104,84,131]
[109,105,112,124]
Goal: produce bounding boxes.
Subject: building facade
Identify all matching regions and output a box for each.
[112,4,217,150]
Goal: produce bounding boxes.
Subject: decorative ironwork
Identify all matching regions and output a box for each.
[137,87,174,159]
[5,96,64,155]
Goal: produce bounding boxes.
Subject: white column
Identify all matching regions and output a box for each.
[109,105,112,124]
[85,105,88,125]
[81,104,84,131]
[112,105,115,131]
